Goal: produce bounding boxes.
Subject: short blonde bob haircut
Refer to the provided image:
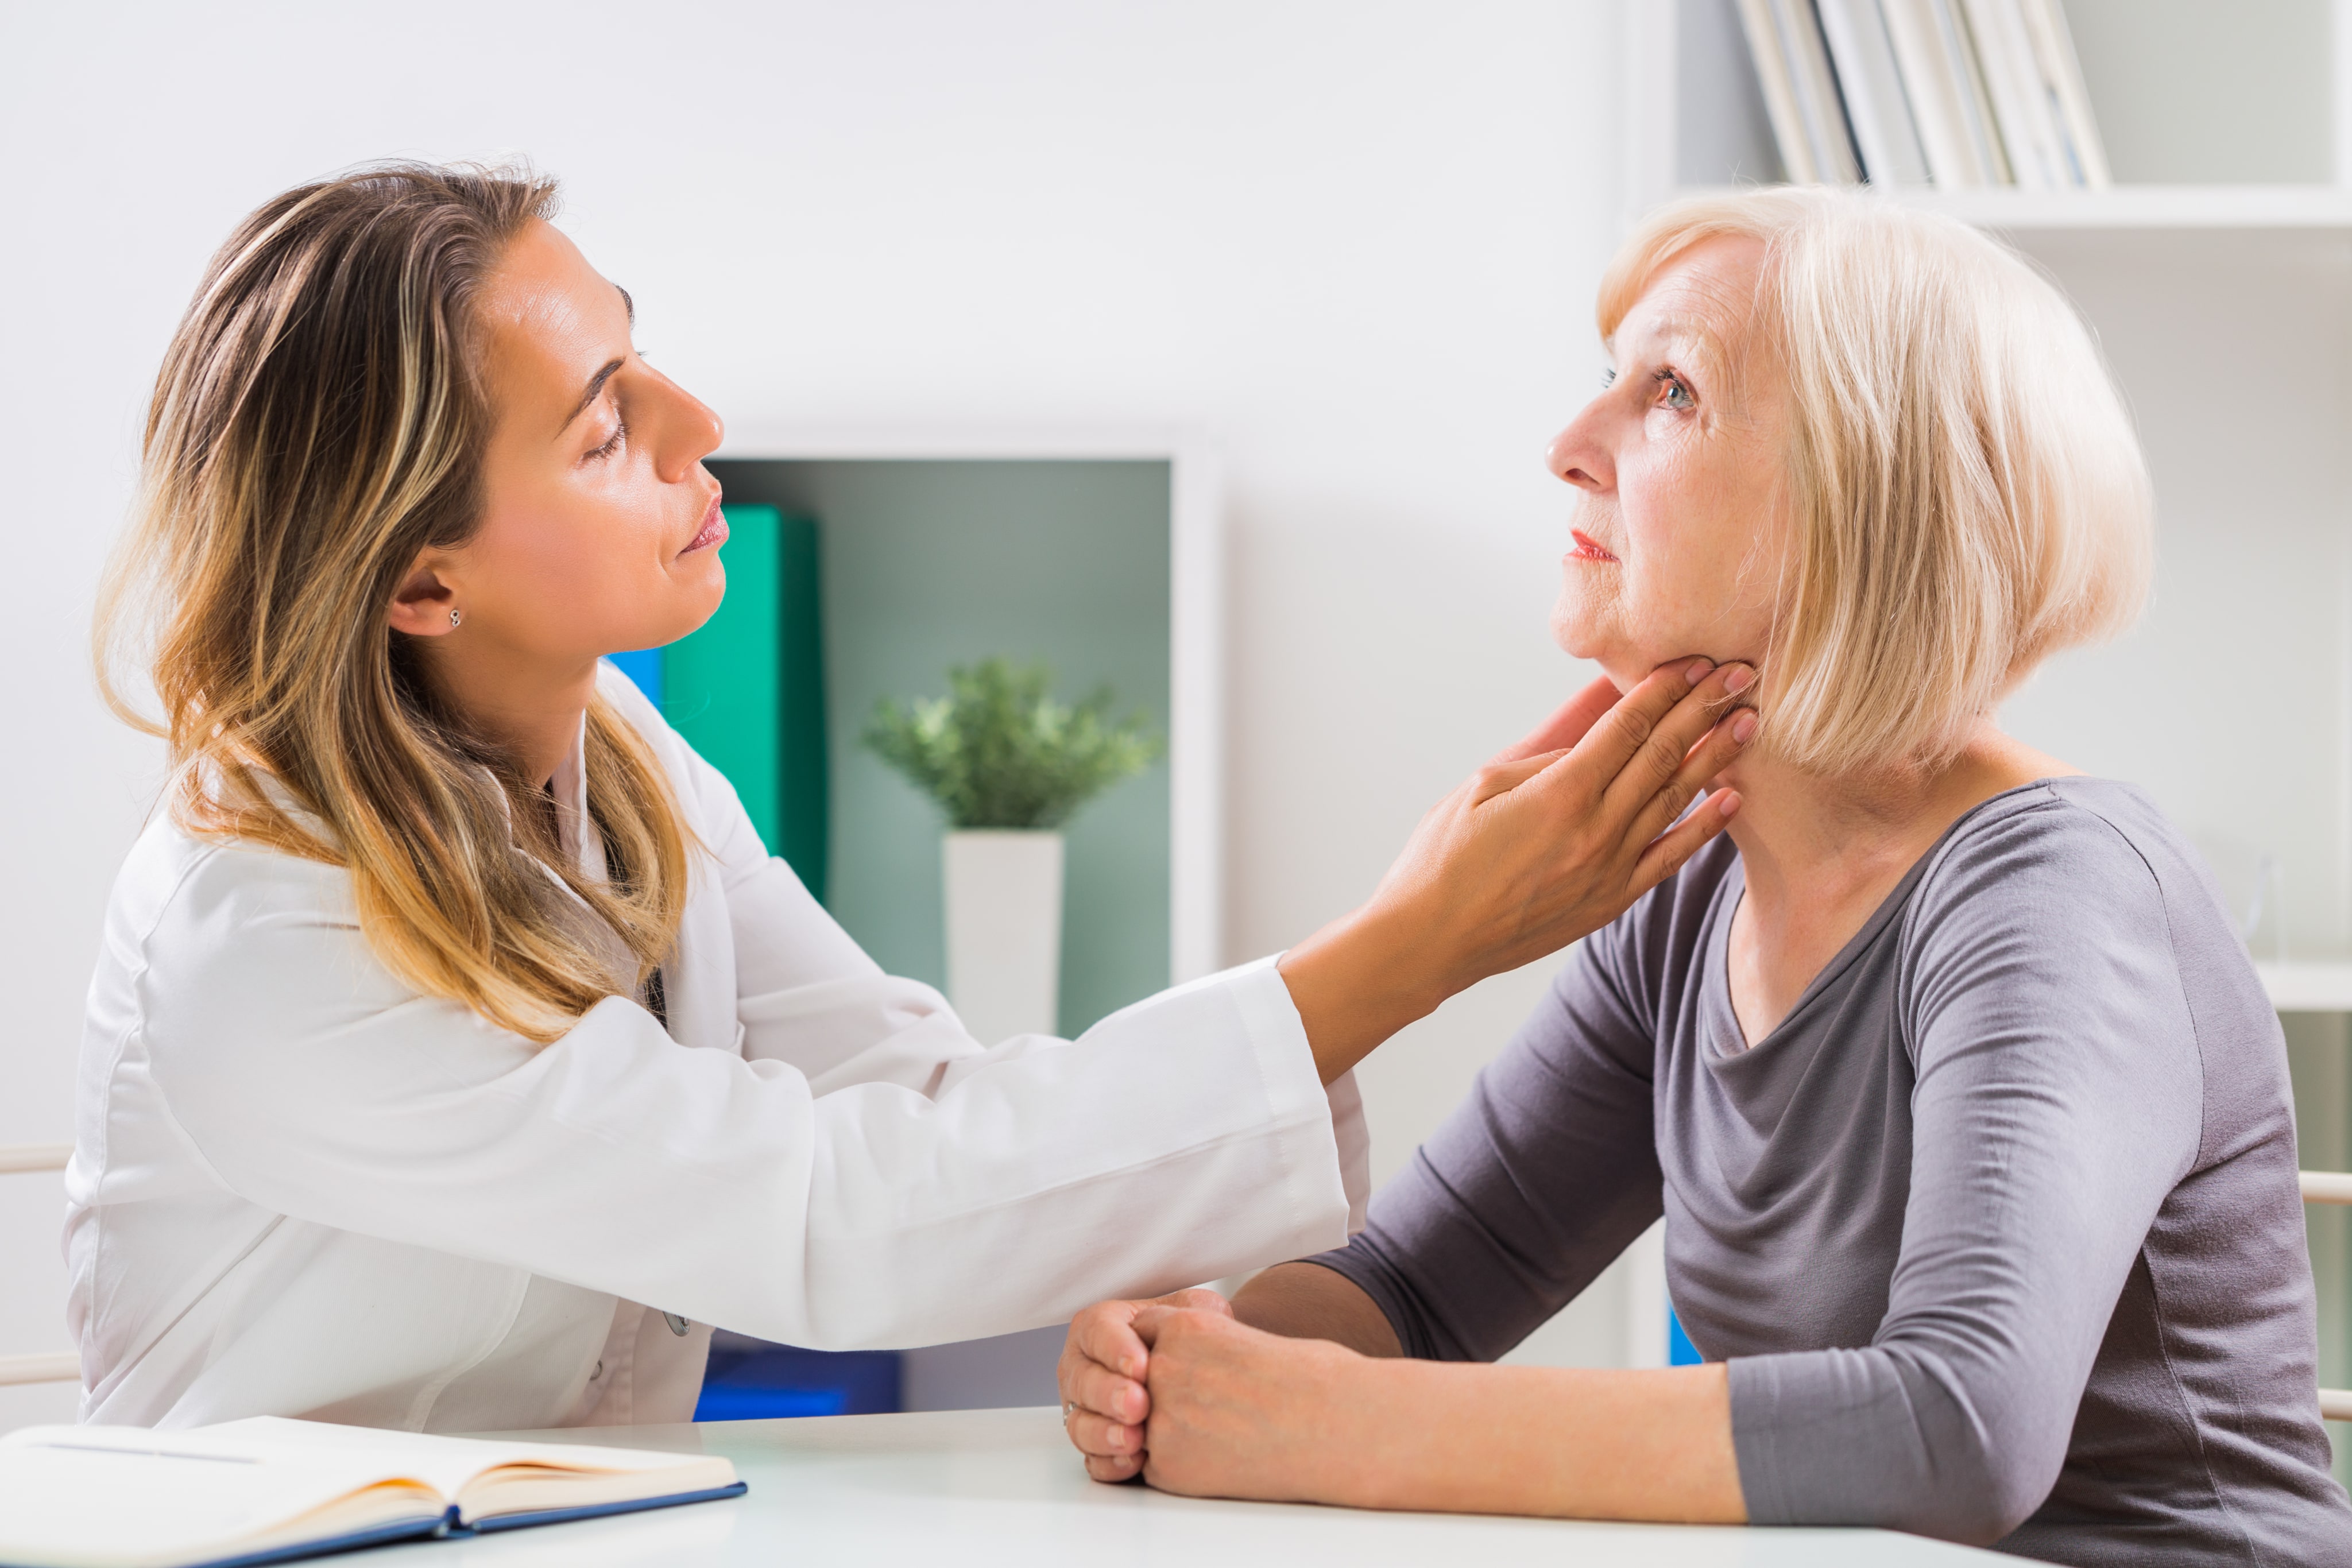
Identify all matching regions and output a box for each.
[1598,187,2152,774]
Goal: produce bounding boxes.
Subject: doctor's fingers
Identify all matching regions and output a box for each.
[1599,667,1750,827]
[1629,787,1743,895]
[1622,704,1758,851]
[1552,659,1747,818]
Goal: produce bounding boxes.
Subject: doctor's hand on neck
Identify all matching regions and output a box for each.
[1278,656,1755,1085]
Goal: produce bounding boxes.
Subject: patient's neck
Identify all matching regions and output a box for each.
[1713,723,2073,1043]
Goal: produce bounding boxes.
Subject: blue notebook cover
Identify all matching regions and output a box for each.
[455,1480,750,1534]
[69,1519,447,1568]
[12,1481,751,1568]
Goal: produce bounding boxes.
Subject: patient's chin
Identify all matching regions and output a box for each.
[1548,592,1622,665]
[1551,609,1689,691]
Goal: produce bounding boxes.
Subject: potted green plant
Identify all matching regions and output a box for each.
[864,658,1159,1042]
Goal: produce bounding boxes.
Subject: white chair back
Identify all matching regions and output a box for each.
[0,1144,76,1389]
[2301,1171,2352,1422]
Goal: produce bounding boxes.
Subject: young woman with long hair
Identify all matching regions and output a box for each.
[71,162,1755,1433]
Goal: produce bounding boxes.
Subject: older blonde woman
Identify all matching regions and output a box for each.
[1055,189,2352,1565]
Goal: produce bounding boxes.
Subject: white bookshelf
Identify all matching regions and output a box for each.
[1629,1,2352,230]
[2262,962,2352,1015]
[1672,182,2352,230]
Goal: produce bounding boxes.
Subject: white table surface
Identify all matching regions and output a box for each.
[387,1406,2008,1567]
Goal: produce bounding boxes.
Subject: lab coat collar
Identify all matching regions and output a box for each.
[533,708,643,996]
[546,708,603,883]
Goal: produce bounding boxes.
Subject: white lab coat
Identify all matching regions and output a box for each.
[66,663,1368,1433]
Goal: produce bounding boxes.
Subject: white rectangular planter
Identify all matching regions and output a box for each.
[942,830,1065,1044]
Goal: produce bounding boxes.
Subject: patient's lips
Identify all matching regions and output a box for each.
[1569,529,1620,564]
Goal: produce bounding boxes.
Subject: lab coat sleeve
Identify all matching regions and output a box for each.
[137,835,1359,1350]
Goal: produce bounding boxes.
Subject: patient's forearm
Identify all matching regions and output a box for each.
[1230,1263,1403,1357]
[1137,1310,1747,1524]
[1335,1359,1745,1522]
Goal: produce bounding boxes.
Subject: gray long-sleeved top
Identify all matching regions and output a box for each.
[1310,779,2352,1565]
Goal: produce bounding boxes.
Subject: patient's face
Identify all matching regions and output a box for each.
[1545,237,1787,691]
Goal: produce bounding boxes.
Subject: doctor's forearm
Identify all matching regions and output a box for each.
[1277,907,1452,1083]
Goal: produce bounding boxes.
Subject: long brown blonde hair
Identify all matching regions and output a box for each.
[96,163,691,1044]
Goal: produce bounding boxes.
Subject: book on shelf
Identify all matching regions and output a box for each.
[1881,0,1995,186]
[1774,0,1865,184]
[1939,0,2015,184]
[2017,0,2110,186]
[1734,0,1821,183]
[0,1418,745,1568]
[1732,0,2106,193]
[1815,0,1930,186]
[1960,0,2068,188]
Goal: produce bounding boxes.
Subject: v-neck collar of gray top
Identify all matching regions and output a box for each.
[1697,781,1994,1070]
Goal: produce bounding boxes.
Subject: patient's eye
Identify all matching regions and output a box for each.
[1653,369,1695,411]
[1602,367,1618,388]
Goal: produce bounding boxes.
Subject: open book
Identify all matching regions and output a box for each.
[0,1417,744,1568]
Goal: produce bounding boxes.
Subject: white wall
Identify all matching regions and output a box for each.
[0,0,1641,1427]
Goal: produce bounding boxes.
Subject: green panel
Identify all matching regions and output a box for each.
[662,503,829,901]
[666,505,783,862]
[776,513,829,902]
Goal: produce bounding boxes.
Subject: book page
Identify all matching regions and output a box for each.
[0,1437,444,1568]
[196,1418,737,1521]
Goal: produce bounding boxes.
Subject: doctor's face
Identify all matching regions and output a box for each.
[1544,237,1788,694]
[407,220,730,670]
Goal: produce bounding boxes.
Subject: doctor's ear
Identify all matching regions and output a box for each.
[386,553,462,638]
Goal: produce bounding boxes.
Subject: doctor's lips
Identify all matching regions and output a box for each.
[1569,529,1620,564]
[682,496,728,555]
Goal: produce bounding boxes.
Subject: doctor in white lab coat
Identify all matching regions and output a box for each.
[68,164,1753,1434]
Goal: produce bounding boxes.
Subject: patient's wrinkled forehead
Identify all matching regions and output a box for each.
[1618,245,1778,423]
[1611,242,1772,411]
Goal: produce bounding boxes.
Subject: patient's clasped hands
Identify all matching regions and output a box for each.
[1063,657,1757,1482]
[1059,1290,1364,1498]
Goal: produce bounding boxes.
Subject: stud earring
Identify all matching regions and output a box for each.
[449,609,462,629]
